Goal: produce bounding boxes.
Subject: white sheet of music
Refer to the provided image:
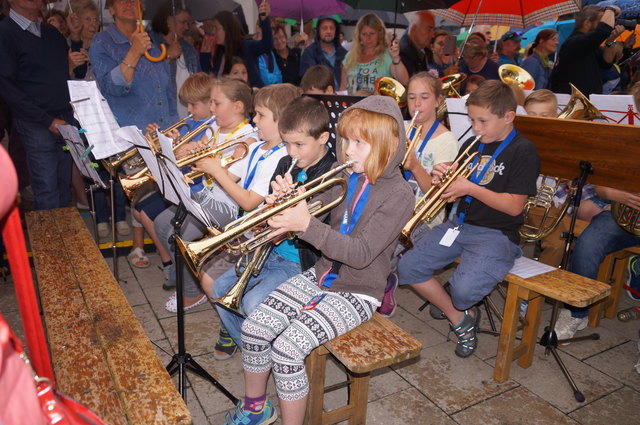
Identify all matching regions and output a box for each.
[57,124,107,189]
[589,94,638,125]
[157,130,177,163]
[67,80,130,159]
[509,256,556,279]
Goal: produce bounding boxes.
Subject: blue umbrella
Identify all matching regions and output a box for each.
[520,19,576,51]
[597,0,640,19]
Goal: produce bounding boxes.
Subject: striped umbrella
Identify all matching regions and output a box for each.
[433,0,582,28]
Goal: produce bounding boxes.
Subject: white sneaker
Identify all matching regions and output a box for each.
[554,308,588,341]
[116,220,131,236]
[97,222,110,238]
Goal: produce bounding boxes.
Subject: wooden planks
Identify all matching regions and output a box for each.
[26,207,191,425]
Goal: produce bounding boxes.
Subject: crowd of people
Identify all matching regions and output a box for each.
[1,0,640,424]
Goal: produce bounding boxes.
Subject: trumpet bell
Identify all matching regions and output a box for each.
[499,64,535,91]
[375,77,407,107]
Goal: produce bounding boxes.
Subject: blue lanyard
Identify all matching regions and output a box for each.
[404,118,439,180]
[321,173,370,288]
[457,129,517,227]
[243,142,284,190]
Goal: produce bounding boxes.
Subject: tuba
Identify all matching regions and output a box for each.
[498,64,535,90]
[436,73,466,123]
[519,176,574,242]
[177,162,353,276]
[611,202,640,236]
[400,137,481,250]
[557,84,606,121]
[375,77,407,107]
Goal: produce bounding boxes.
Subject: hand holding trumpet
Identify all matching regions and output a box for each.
[431,161,475,203]
[266,174,311,236]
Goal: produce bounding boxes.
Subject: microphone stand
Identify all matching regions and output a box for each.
[107,163,120,282]
[87,183,99,243]
[538,160,599,403]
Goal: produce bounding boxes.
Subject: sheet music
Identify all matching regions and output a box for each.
[157,130,177,163]
[57,124,107,189]
[509,256,556,279]
[116,126,213,228]
[67,80,130,159]
[589,94,639,126]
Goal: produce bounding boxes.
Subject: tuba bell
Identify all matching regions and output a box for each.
[611,202,640,236]
[498,64,535,91]
[436,73,467,123]
[375,77,407,107]
[519,176,574,242]
[557,84,606,121]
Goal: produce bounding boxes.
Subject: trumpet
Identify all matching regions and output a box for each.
[177,161,353,276]
[402,111,423,167]
[400,137,481,250]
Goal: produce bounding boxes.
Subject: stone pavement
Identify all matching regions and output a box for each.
[2,235,640,424]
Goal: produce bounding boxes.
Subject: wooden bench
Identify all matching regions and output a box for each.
[494,267,610,382]
[303,313,422,425]
[25,207,191,425]
[588,245,640,327]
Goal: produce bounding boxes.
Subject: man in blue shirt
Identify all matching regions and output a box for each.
[497,31,522,66]
[0,0,74,210]
[299,16,347,90]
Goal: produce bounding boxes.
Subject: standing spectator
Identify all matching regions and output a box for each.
[497,31,522,66]
[150,0,201,118]
[206,1,273,87]
[67,0,100,80]
[340,13,408,94]
[273,24,303,85]
[548,5,623,95]
[299,15,347,90]
[521,29,559,90]
[0,0,74,210]
[399,11,435,77]
[428,29,457,77]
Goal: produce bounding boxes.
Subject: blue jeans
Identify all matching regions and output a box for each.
[567,210,640,318]
[94,166,126,223]
[212,250,302,345]
[12,112,73,210]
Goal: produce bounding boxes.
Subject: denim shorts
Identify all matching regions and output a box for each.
[397,221,522,310]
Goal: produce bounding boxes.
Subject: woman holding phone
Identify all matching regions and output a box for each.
[428,30,458,77]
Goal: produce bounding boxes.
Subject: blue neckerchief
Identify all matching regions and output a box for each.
[321,172,370,288]
[457,129,517,228]
[404,118,439,180]
[243,142,284,190]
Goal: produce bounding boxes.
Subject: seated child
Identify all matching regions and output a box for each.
[398,80,540,358]
[206,96,336,358]
[223,95,414,425]
[300,65,335,95]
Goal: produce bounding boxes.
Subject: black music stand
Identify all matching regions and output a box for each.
[538,160,599,403]
[143,140,236,403]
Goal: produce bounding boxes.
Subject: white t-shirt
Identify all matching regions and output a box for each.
[175,56,190,118]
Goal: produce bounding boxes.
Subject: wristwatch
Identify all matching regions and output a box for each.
[605,40,616,48]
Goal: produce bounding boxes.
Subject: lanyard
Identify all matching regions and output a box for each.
[456,129,516,227]
[243,142,285,190]
[404,118,439,180]
[319,173,370,288]
[213,119,248,146]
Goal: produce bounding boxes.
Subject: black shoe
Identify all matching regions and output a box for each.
[162,280,176,291]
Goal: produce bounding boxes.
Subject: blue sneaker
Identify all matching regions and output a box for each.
[223,399,277,425]
[626,256,640,301]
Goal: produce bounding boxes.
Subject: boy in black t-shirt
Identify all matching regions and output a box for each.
[398,80,540,358]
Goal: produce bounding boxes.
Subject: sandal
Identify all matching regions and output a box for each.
[164,292,208,313]
[127,247,150,268]
[449,307,480,358]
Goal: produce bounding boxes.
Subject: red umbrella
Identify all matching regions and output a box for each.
[433,0,581,28]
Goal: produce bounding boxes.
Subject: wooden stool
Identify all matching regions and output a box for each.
[494,268,610,383]
[303,314,422,425]
[588,245,640,327]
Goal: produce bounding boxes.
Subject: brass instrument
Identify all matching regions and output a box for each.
[121,134,250,200]
[611,202,640,236]
[400,137,481,250]
[375,77,407,107]
[177,161,353,276]
[519,176,573,242]
[557,84,606,121]
[105,114,194,171]
[498,64,535,90]
[436,73,466,123]
[137,0,166,62]
[402,111,423,167]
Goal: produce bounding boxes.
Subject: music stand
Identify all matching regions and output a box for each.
[118,127,237,403]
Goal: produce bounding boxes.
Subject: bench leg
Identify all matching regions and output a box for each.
[517,293,543,369]
[304,346,329,425]
[604,256,628,319]
[348,373,370,425]
[494,283,523,382]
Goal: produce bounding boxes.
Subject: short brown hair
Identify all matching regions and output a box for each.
[337,108,399,184]
[300,65,335,93]
[466,80,517,117]
[253,83,302,121]
[212,77,254,117]
[524,89,558,111]
[179,72,213,104]
[279,97,330,139]
[408,71,442,99]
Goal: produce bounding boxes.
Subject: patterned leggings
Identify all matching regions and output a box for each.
[241,268,374,401]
